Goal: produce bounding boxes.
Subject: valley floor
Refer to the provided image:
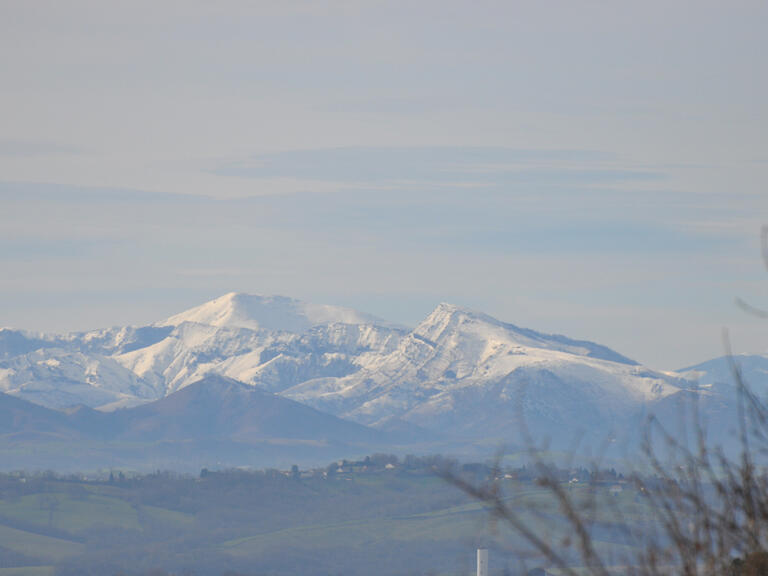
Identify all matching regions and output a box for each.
[0,457,646,576]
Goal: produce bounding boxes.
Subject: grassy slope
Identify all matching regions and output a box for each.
[0,472,649,575]
[0,525,82,562]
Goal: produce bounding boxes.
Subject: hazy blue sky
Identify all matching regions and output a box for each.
[1,1,767,369]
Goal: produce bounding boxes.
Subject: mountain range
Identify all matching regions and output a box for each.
[1,292,765,470]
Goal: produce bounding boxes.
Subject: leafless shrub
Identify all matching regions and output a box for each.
[443,325,768,574]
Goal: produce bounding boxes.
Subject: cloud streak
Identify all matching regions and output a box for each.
[211,147,659,187]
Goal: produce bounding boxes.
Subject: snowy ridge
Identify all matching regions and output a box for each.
[0,292,727,449]
[415,303,638,365]
[0,294,405,410]
[0,348,155,410]
[680,353,768,396]
[282,303,685,441]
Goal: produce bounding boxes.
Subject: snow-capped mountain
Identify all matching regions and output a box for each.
[681,354,768,397]
[157,292,384,332]
[282,303,688,445]
[114,318,403,401]
[2,292,752,454]
[0,348,154,410]
[653,354,768,452]
[0,294,404,410]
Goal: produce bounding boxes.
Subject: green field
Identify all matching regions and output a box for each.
[0,524,82,562]
[0,464,649,576]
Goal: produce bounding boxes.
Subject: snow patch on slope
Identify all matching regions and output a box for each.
[0,349,156,410]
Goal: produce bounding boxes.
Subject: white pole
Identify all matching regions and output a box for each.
[477,548,488,576]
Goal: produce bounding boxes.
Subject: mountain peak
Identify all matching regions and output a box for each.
[433,301,470,316]
[416,302,498,337]
[157,292,384,333]
[414,302,638,366]
[432,302,503,321]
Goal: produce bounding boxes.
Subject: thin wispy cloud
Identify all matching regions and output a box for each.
[0,140,81,158]
[212,147,654,187]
